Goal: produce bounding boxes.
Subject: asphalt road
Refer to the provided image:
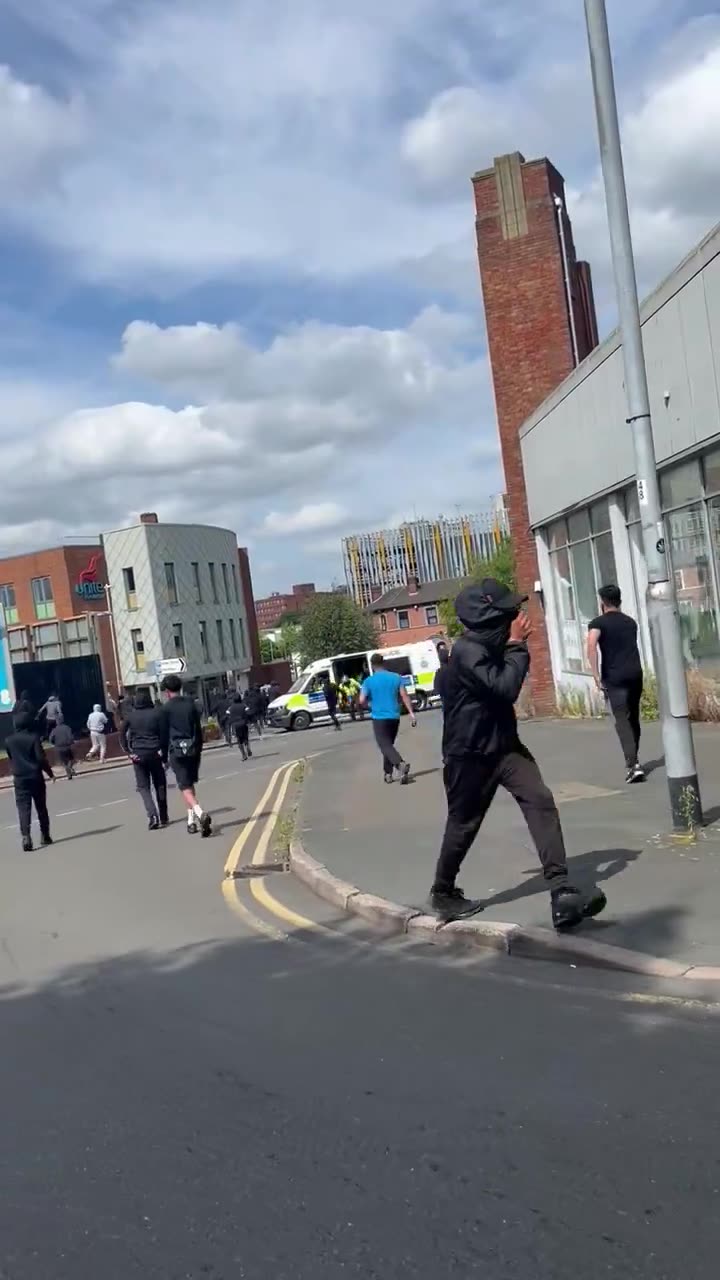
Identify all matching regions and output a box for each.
[0,720,719,1278]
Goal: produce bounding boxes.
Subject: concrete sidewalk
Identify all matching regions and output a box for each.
[297,713,720,969]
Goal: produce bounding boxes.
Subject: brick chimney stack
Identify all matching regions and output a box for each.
[472,152,598,713]
[140,512,159,525]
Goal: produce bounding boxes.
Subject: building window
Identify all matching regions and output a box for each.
[238,618,246,658]
[199,620,210,663]
[123,567,137,610]
[209,562,219,603]
[8,626,31,663]
[0,583,18,626]
[172,622,185,656]
[397,609,410,630]
[33,622,62,662]
[131,628,146,671]
[547,506,618,673]
[660,458,720,670]
[221,563,231,603]
[216,618,226,661]
[379,612,388,632]
[425,605,439,626]
[32,576,55,621]
[64,616,92,658]
[165,562,178,605]
[231,563,239,602]
[228,617,238,659]
[192,562,203,604]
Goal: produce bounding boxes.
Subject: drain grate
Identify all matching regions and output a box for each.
[228,861,289,880]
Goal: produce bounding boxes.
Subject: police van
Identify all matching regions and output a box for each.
[267,640,442,732]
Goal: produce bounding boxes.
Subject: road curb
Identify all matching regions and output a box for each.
[289,829,718,981]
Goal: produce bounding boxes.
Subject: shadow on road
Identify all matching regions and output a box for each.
[483,846,643,911]
[50,824,125,845]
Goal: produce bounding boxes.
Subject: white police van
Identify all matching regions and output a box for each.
[267,641,441,732]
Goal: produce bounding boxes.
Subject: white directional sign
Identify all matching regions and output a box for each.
[158,657,187,676]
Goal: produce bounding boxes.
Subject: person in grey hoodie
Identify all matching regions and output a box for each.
[86,704,108,762]
[50,722,76,779]
[40,693,63,736]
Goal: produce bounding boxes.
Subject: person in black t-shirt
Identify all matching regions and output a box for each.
[587,584,645,783]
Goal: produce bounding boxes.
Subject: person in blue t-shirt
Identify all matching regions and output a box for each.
[359,653,416,784]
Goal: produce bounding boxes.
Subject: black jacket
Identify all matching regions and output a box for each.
[441,598,529,759]
[6,727,54,781]
[121,696,164,756]
[160,695,203,760]
[50,723,74,751]
[227,697,248,728]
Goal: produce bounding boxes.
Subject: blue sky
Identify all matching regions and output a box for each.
[0,0,718,594]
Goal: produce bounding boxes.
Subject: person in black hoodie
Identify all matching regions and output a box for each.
[159,675,211,836]
[429,579,606,930]
[433,642,450,706]
[5,711,55,851]
[120,688,169,830]
[227,692,253,761]
[49,721,76,779]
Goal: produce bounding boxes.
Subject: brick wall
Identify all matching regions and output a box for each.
[0,544,107,627]
[472,152,598,713]
[237,547,262,669]
[373,609,445,649]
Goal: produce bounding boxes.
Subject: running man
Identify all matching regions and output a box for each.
[121,689,169,829]
[322,674,342,731]
[86,704,108,762]
[6,712,55,851]
[428,580,606,929]
[359,654,416,784]
[227,692,253,761]
[159,675,212,837]
[587,584,645,783]
[49,721,76,779]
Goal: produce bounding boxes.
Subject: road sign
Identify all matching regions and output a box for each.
[0,603,16,713]
[157,657,187,676]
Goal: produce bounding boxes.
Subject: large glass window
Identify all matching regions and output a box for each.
[32,576,55,621]
[547,508,618,672]
[655,458,720,672]
[0,583,18,625]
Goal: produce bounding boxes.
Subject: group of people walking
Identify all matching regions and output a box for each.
[213,685,269,758]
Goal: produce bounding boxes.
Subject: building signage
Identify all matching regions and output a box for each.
[75,554,105,601]
[0,603,16,712]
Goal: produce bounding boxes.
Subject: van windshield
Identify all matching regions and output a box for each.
[287,675,308,695]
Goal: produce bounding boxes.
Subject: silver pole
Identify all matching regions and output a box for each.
[584,0,701,829]
[103,585,122,697]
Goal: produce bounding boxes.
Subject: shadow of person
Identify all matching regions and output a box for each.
[481,846,643,910]
[641,757,665,777]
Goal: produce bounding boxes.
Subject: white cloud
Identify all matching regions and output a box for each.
[0,64,85,195]
[262,503,348,537]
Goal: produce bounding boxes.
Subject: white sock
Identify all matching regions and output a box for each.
[187,808,196,826]
[193,803,204,818]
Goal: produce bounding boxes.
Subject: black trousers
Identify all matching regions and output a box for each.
[605,678,642,768]
[15,776,50,840]
[326,700,340,728]
[372,719,403,776]
[433,745,568,893]
[58,748,75,779]
[133,754,168,822]
[234,724,251,758]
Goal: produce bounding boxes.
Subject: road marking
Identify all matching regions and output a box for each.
[223,762,295,877]
[55,807,94,817]
[99,799,128,808]
[221,761,296,940]
[247,767,325,933]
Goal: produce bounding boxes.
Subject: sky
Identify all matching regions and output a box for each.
[0,0,719,595]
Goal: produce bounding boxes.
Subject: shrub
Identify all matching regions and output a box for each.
[640,671,659,721]
[556,685,604,718]
[440,535,516,638]
[686,670,720,722]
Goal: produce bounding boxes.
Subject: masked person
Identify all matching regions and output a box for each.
[120,689,169,829]
[159,675,212,837]
[322,675,341,731]
[429,579,606,929]
[50,721,76,779]
[5,712,55,851]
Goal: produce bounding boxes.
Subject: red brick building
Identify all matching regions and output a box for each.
[255,582,316,631]
[0,544,119,691]
[237,546,263,674]
[473,152,598,712]
[369,576,459,648]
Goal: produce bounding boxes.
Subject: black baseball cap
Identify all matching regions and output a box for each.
[455,578,528,627]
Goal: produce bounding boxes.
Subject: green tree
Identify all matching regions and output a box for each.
[439,535,516,638]
[300,593,376,664]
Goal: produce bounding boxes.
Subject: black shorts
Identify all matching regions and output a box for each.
[170,753,201,790]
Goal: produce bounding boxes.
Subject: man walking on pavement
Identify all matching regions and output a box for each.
[5,712,55,851]
[227,692,252,761]
[359,653,416,784]
[587,584,645,783]
[120,689,169,829]
[49,721,76,779]
[159,674,212,836]
[428,580,606,929]
[322,674,342,731]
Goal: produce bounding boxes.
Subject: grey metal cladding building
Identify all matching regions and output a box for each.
[521,220,720,697]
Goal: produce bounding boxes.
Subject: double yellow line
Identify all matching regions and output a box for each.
[221,760,321,937]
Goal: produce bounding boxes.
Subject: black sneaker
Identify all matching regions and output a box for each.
[22,837,33,852]
[551,885,584,930]
[148,815,160,831]
[429,887,484,921]
[581,885,608,920]
[41,835,53,847]
[631,765,646,783]
[383,773,393,784]
[187,821,198,835]
[159,817,169,828]
[400,763,411,786]
[200,812,213,839]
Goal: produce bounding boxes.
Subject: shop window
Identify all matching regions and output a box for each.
[671,503,720,671]
[0,583,18,625]
[547,505,618,673]
[32,576,55,621]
